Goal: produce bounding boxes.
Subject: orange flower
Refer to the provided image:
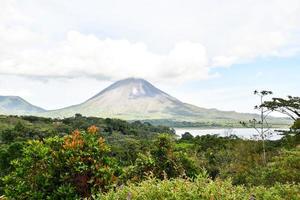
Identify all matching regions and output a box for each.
[87,125,99,134]
[63,129,84,149]
[98,137,106,148]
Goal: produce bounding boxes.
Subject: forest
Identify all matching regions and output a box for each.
[0,96,299,199]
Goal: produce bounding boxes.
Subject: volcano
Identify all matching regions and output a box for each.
[44,78,262,123]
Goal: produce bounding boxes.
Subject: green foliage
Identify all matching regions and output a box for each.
[291,119,300,131]
[124,152,156,182]
[261,96,300,121]
[126,134,199,181]
[0,115,174,195]
[0,114,299,198]
[100,175,300,200]
[2,128,120,199]
[252,148,300,186]
[180,131,194,140]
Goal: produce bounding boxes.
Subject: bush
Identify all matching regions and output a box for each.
[125,134,199,181]
[100,175,300,200]
[2,126,121,199]
[256,148,300,185]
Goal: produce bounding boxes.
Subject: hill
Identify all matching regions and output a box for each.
[0,79,290,127]
[0,96,45,115]
[44,78,289,126]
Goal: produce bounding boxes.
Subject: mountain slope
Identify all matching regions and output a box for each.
[44,78,272,124]
[0,96,46,115]
[46,78,182,119]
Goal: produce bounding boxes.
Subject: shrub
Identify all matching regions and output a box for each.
[100,175,300,200]
[2,126,121,199]
[125,134,199,181]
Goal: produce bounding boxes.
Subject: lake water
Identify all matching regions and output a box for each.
[174,128,286,140]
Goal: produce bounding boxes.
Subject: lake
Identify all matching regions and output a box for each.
[174,128,287,140]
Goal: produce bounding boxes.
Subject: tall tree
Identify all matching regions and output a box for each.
[241,90,273,165]
[261,96,300,121]
[261,95,300,133]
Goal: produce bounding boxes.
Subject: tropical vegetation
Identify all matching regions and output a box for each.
[0,94,299,199]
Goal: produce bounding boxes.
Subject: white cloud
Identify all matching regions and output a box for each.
[0,30,211,82]
[0,0,300,83]
[0,0,300,111]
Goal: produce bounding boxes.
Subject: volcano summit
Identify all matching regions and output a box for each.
[44,78,261,123]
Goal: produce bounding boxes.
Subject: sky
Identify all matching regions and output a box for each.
[0,0,299,114]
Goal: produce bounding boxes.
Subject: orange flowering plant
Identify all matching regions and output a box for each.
[3,126,121,199]
[87,125,99,134]
[60,126,120,197]
[63,129,84,149]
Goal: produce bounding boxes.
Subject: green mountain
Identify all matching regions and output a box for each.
[0,96,45,115]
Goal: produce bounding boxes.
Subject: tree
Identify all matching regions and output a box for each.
[181,132,194,140]
[261,96,300,121]
[127,134,199,181]
[261,96,300,133]
[241,90,273,165]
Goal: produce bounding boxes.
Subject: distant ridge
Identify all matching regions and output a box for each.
[0,96,45,115]
[43,78,288,125]
[0,78,290,126]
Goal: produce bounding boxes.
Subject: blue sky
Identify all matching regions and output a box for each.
[165,57,299,113]
[0,0,299,114]
[201,57,299,91]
